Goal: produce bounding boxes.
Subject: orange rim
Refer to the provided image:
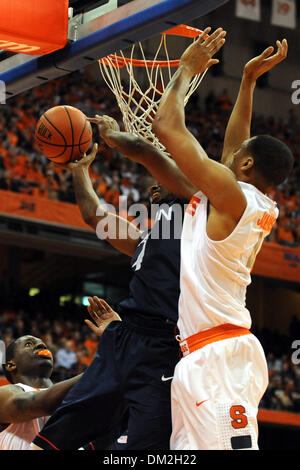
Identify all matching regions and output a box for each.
[99,24,204,69]
[99,56,181,68]
[163,24,204,38]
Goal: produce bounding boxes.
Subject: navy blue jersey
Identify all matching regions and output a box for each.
[119,199,187,323]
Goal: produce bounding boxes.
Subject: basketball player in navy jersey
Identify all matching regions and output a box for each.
[32,121,198,450]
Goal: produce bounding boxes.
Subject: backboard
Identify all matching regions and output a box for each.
[0,0,229,99]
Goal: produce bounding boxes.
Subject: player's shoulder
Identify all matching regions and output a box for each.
[0,383,25,397]
[238,181,276,206]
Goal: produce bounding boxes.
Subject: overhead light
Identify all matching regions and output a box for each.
[29,288,40,297]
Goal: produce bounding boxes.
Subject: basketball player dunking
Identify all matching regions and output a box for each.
[32,137,197,450]
[153,27,292,449]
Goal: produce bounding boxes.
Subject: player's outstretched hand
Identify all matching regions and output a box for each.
[179,26,226,76]
[69,142,98,169]
[85,296,121,337]
[87,115,120,148]
[244,39,288,82]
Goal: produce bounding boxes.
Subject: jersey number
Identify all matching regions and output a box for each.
[132,233,150,271]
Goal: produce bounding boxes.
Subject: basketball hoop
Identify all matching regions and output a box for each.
[98,24,207,153]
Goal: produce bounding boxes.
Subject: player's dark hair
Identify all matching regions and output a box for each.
[247,135,294,187]
[2,340,17,383]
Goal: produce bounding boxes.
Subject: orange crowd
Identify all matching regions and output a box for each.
[0,71,299,246]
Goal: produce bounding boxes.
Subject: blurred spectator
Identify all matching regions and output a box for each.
[267,352,282,374]
[55,339,78,381]
[216,88,233,115]
[83,332,98,360]
[76,344,93,372]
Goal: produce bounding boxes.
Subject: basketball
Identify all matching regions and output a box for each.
[34,106,93,164]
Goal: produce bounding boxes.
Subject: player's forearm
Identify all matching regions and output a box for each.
[72,164,139,255]
[153,65,191,137]
[221,74,256,164]
[31,374,82,417]
[99,130,147,164]
[7,375,82,423]
[37,374,82,416]
[100,129,196,199]
[72,166,106,228]
[153,65,209,173]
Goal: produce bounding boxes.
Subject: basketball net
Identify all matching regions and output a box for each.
[98,25,207,153]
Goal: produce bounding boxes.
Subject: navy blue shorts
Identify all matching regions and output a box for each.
[33,315,180,450]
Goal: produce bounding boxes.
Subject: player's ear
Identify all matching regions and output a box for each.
[5,360,16,373]
[241,156,254,171]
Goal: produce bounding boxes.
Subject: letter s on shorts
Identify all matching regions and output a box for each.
[230,405,248,429]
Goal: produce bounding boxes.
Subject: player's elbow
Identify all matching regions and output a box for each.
[82,207,102,229]
[82,212,96,229]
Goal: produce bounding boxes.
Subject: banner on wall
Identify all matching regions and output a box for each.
[253,242,300,283]
[236,0,261,21]
[271,0,296,29]
[0,191,299,283]
[0,189,91,230]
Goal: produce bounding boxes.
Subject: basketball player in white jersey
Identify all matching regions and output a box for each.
[0,298,114,451]
[0,335,83,450]
[153,27,292,449]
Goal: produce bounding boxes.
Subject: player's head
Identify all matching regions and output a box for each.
[229,135,293,190]
[3,335,53,384]
[150,182,176,204]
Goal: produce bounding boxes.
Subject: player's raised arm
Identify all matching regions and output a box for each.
[221,40,288,166]
[88,115,197,201]
[153,27,246,222]
[0,375,82,424]
[67,144,141,257]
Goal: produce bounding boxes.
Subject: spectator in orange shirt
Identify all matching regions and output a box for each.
[7,129,19,147]
[96,175,108,195]
[83,332,98,361]
[105,184,120,207]
[216,88,232,114]
[77,344,93,372]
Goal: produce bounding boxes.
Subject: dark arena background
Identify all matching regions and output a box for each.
[0,0,299,452]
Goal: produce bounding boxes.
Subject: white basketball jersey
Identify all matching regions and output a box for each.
[0,383,48,450]
[178,181,278,338]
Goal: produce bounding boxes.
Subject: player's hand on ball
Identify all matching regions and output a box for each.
[244,39,288,82]
[85,296,121,337]
[87,115,120,148]
[56,143,98,171]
